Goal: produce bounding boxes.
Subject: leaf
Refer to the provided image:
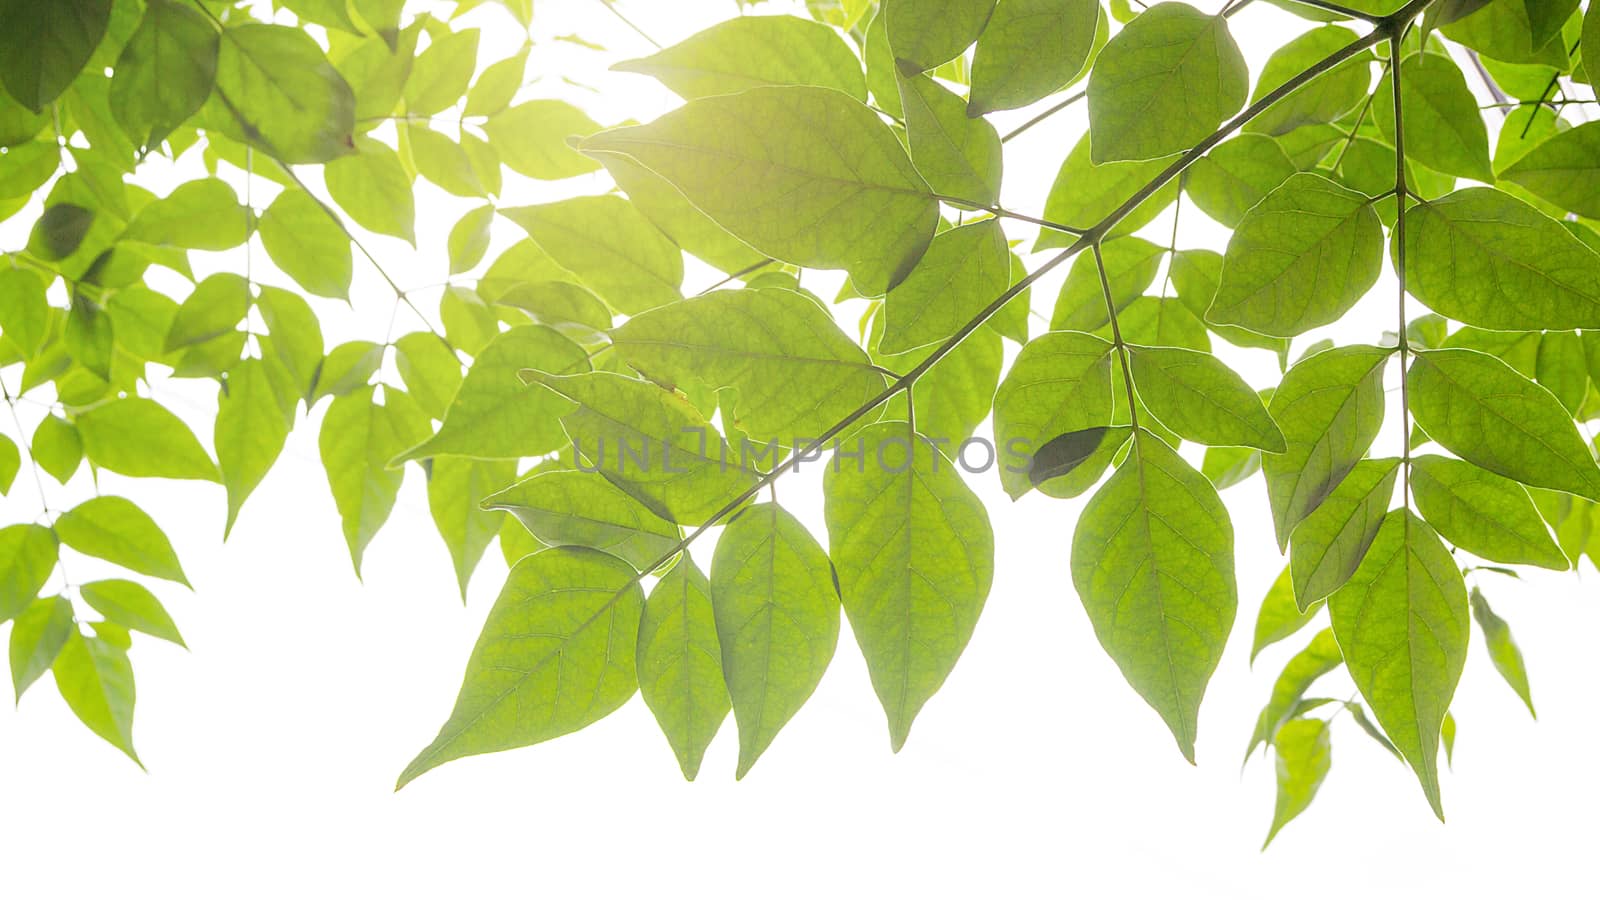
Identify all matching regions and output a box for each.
[0,524,58,621]
[215,358,292,536]
[897,73,1003,206]
[397,547,645,788]
[992,331,1116,498]
[710,502,839,777]
[395,325,588,462]
[968,0,1098,114]
[1401,188,1600,330]
[1409,454,1568,569]
[601,153,766,275]
[0,0,111,111]
[873,314,1004,442]
[581,85,938,296]
[28,204,95,261]
[212,24,356,164]
[1263,344,1391,548]
[825,421,993,749]
[52,630,140,764]
[501,196,682,315]
[1246,25,1370,137]
[35,415,85,487]
[1263,717,1332,849]
[403,27,478,116]
[310,339,384,403]
[1250,565,1321,664]
[882,220,1010,353]
[1372,52,1494,183]
[9,595,74,700]
[1499,121,1600,219]
[166,273,250,351]
[610,287,887,442]
[406,125,485,197]
[392,332,462,422]
[1245,628,1342,762]
[1204,444,1262,490]
[1586,1,1600,87]
[0,268,49,358]
[325,136,416,244]
[1469,587,1535,717]
[1086,3,1247,163]
[427,457,517,600]
[480,100,604,181]
[256,286,322,401]
[1206,173,1383,337]
[613,14,866,101]
[1071,431,1236,761]
[637,558,729,780]
[79,579,184,647]
[1289,457,1400,608]
[447,205,494,275]
[482,469,681,571]
[0,433,16,494]
[1036,134,1180,246]
[464,45,527,117]
[1052,236,1164,332]
[493,281,612,339]
[1535,330,1587,415]
[1329,510,1468,820]
[76,397,219,483]
[259,189,353,300]
[1127,344,1286,451]
[110,0,219,152]
[884,0,996,71]
[1184,134,1297,229]
[1408,348,1600,500]
[55,496,186,586]
[520,371,759,524]
[319,386,430,574]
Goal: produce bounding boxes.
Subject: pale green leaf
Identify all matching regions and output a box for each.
[32,414,82,484]
[1128,344,1285,451]
[310,339,384,403]
[1250,565,1321,664]
[968,0,1098,114]
[637,557,729,780]
[76,397,219,483]
[1246,25,1370,137]
[501,195,683,315]
[1409,454,1568,569]
[53,630,140,765]
[612,15,866,101]
[166,273,250,351]
[882,219,1010,353]
[325,136,416,244]
[464,46,527,117]
[601,153,766,275]
[1245,628,1342,762]
[482,469,681,571]
[79,579,184,647]
[55,496,187,586]
[211,23,355,164]
[481,100,604,180]
[427,457,517,599]
[447,205,494,275]
[256,286,323,401]
[1263,717,1332,848]
[259,189,353,300]
[122,179,250,251]
[0,524,58,621]
[319,385,430,574]
[392,332,463,422]
[884,0,996,72]
[215,358,293,536]
[1036,134,1179,246]
[404,27,478,116]
[1052,236,1164,332]
[991,330,1116,498]
[9,594,73,700]
[897,73,1003,206]
[1469,587,1535,717]
[1184,134,1296,229]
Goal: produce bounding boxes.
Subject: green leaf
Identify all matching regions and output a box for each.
[28,204,95,261]
[447,205,494,275]
[259,189,353,300]
[884,0,996,72]
[216,358,293,536]
[492,281,613,340]
[1500,121,1600,219]
[1586,2,1600,87]
[256,286,323,401]
[612,14,866,101]
[166,273,250,351]
[76,397,219,483]
[1245,628,1342,762]
[396,547,645,788]
[519,371,759,524]
[0,268,50,358]
[0,524,58,621]
[0,432,16,494]
[464,45,527,117]
[1263,717,1332,849]
[1409,348,1600,500]
[0,0,111,111]
[1246,25,1370,137]
[637,557,729,780]
[1086,3,1246,163]
[609,287,887,442]
[1071,431,1236,761]
[1036,134,1180,245]
[52,630,140,765]
[392,332,463,422]
[1250,565,1321,664]
[64,294,114,382]
[1402,188,1600,330]
[1052,236,1164,331]
[1289,457,1400,608]
[581,85,938,296]
[601,153,766,275]
[1204,444,1262,490]
[1127,344,1285,451]
[212,24,356,164]
[438,287,499,356]
[1263,344,1391,548]
[403,27,478,116]
[873,315,1004,442]
[1206,173,1383,337]
[396,325,588,462]
[482,469,681,571]
[1184,134,1296,229]
[32,414,82,484]
[710,502,839,777]
[55,496,187,587]
[1441,0,1569,67]
[968,0,1098,114]
[110,0,219,152]
[310,339,384,403]
[897,73,1002,206]
[882,220,1010,354]
[427,457,517,599]
[1536,329,1588,415]
[992,331,1116,497]
[79,579,184,647]
[1372,52,1494,183]
[824,421,993,749]
[1469,587,1535,717]
[405,125,484,197]
[325,136,416,244]
[480,100,604,181]
[1329,510,1468,820]
[1409,454,1568,569]
[501,196,682,315]
[319,385,430,574]
[9,594,74,700]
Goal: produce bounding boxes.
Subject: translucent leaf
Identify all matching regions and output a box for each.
[259,189,353,300]
[392,332,463,422]
[968,0,1098,114]
[256,287,323,401]
[882,219,1010,353]
[397,547,644,788]
[884,0,996,72]
[1372,52,1493,183]
[0,524,58,621]
[1499,121,1600,219]
[1469,587,1535,717]
[79,579,184,647]
[1245,628,1341,763]
[1127,344,1286,451]
[0,0,111,111]
[1086,3,1247,163]
[1184,134,1296,229]
[991,330,1116,498]
[427,457,517,600]
[403,27,478,116]
[1288,457,1400,608]
[76,397,219,483]
[897,73,1003,206]
[464,45,527,117]
[110,0,219,152]
[482,469,681,571]
[215,358,293,536]
[1036,135,1179,246]
[481,101,604,181]
[212,24,356,164]
[166,273,250,351]
[32,414,82,484]
[0,433,17,493]
[28,204,94,261]
[873,316,1004,442]
[55,496,187,586]
[613,15,866,101]
[1246,26,1370,137]
[325,136,416,244]
[310,340,384,403]
[1263,717,1332,848]
[501,196,683,315]
[53,630,140,765]
[637,558,729,780]
[1409,454,1568,569]
[0,268,49,358]
[710,502,839,777]
[492,281,612,340]
[1250,565,1321,664]
[602,153,766,275]
[447,205,494,275]
[1052,236,1164,332]
[319,385,430,574]
[8,595,73,700]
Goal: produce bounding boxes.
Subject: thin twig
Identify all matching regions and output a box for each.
[1000,90,1086,143]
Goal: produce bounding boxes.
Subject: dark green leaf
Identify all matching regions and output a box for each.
[0,0,111,111]
[1289,457,1400,608]
[110,0,219,152]
[28,204,95,261]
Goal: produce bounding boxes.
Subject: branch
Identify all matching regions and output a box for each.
[1093,244,1140,431]
[1001,90,1086,143]
[1391,33,1413,504]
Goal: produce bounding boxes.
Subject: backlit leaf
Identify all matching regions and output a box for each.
[55,496,187,586]
[501,196,683,315]
[1128,344,1285,451]
[1288,457,1400,608]
[212,24,356,164]
[613,15,866,100]
[885,0,996,72]
[1373,52,1493,182]
[1263,717,1332,848]
[427,457,517,599]
[110,0,219,152]
[79,579,184,647]
[991,330,1116,498]
[259,189,353,300]
[482,469,681,571]
[319,385,430,574]
[76,397,219,483]
[637,558,729,780]
[53,630,140,764]
[968,0,1098,114]
[8,594,74,700]
[0,524,58,621]
[1469,587,1535,717]
[1250,565,1321,664]
[1409,454,1568,569]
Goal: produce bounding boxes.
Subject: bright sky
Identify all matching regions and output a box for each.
[1,1,1596,895]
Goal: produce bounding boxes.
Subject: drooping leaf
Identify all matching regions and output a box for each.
[1127,344,1285,451]
[897,73,1003,206]
[397,547,645,788]
[991,330,1116,498]
[258,189,353,300]
[391,332,463,422]
[637,558,729,780]
[968,0,1098,114]
[1409,454,1568,569]
[710,502,839,778]
[211,23,356,164]
[52,629,140,764]
[1263,717,1332,849]
[612,15,866,101]
[1288,457,1400,609]
[215,357,293,535]
[55,496,187,587]
[79,579,184,647]
[1245,628,1342,762]
[0,524,58,621]
[76,397,219,483]
[1468,587,1535,717]
[319,385,430,574]
[0,433,17,494]
[256,286,323,402]
[427,457,517,600]
[310,340,384,403]
[8,594,74,700]
[403,27,478,116]
[110,0,220,152]
[324,136,416,244]
[482,469,681,572]
[1250,565,1321,664]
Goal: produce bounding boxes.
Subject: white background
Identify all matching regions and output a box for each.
[2,1,1597,895]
